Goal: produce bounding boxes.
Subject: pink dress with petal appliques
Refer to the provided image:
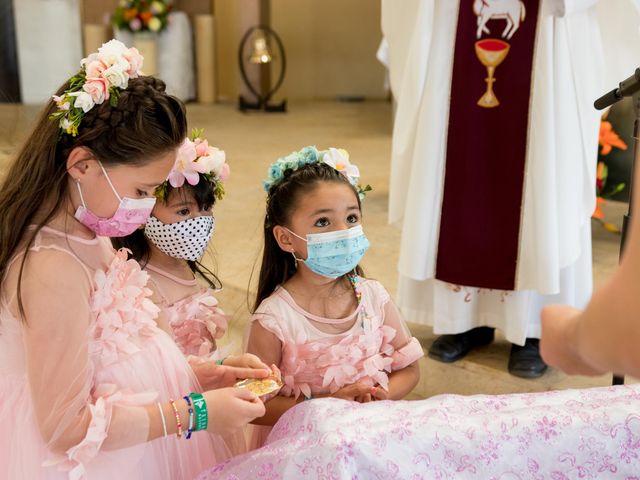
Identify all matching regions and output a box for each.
[145,264,228,359]
[247,279,424,449]
[143,264,246,457]
[0,227,231,479]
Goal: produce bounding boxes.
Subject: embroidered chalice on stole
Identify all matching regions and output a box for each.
[475,39,510,108]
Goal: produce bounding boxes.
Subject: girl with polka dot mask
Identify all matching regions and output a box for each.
[113,130,272,399]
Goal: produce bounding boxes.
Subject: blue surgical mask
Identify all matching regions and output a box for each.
[287,225,370,278]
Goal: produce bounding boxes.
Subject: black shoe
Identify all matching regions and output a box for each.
[508,338,548,378]
[428,327,495,363]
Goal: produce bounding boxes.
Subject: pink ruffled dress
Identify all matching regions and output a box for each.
[144,264,228,359]
[143,264,245,456]
[248,278,424,448]
[0,227,231,479]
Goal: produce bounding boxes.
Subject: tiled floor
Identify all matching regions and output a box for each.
[0,100,628,398]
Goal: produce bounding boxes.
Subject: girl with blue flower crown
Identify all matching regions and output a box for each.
[245,146,424,448]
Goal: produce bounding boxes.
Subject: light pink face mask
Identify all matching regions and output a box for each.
[74,162,156,237]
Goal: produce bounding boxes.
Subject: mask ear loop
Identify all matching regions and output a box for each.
[283,227,307,269]
[75,180,88,208]
[98,161,123,202]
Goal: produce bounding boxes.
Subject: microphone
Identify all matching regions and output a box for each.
[594,68,640,110]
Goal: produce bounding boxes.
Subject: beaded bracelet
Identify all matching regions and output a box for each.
[189,392,208,431]
[168,399,183,438]
[215,357,227,366]
[157,402,168,438]
[183,395,195,439]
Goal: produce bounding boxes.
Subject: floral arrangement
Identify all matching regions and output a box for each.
[112,0,171,34]
[155,128,230,202]
[49,40,143,137]
[593,115,628,232]
[263,146,372,199]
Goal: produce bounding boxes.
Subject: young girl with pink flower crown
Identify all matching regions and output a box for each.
[246,146,424,447]
[113,130,274,456]
[0,40,268,479]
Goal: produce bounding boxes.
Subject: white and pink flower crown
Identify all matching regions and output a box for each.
[49,39,144,137]
[155,128,230,202]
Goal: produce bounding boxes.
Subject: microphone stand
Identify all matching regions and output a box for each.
[594,68,640,386]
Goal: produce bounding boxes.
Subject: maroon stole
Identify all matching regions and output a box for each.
[435,0,540,290]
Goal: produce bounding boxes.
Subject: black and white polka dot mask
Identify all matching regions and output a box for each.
[144,215,214,261]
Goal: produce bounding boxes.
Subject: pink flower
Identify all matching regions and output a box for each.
[218,162,231,181]
[168,138,200,187]
[83,78,109,104]
[85,59,107,79]
[123,47,144,78]
[129,18,142,31]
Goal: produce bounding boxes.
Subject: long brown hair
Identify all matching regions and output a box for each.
[0,75,187,321]
[253,162,363,312]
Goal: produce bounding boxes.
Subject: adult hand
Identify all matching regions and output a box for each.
[540,304,604,376]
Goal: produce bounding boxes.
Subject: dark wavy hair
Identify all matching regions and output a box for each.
[253,161,363,312]
[0,75,187,321]
[111,177,222,290]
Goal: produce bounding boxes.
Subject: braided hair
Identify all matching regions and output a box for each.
[253,161,363,312]
[0,75,187,322]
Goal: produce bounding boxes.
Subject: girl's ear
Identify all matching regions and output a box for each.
[66,147,97,183]
[272,225,295,253]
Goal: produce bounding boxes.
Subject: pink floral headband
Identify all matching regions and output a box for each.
[49,39,144,136]
[155,129,230,201]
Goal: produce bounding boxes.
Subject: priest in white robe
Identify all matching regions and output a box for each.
[382,0,640,377]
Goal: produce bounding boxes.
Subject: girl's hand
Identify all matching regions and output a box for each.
[191,360,271,390]
[330,382,372,401]
[203,388,266,435]
[355,385,389,403]
[223,353,270,371]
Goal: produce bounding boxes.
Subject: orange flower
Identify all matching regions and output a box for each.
[599,120,627,156]
[140,11,153,23]
[592,197,605,220]
[123,8,138,21]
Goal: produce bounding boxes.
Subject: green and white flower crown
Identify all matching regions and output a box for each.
[263,146,372,199]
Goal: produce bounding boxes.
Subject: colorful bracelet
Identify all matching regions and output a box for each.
[183,395,195,439]
[189,392,208,431]
[168,398,183,438]
[157,402,167,438]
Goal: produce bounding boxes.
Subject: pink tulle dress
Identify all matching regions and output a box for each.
[143,263,246,456]
[247,277,424,448]
[0,227,231,479]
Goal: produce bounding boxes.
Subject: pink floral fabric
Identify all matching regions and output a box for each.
[163,289,228,358]
[199,385,640,479]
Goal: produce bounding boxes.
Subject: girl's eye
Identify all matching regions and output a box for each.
[314,217,330,227]
[136,189,148,198]
[177,208,190,216]
[347,214,360,224]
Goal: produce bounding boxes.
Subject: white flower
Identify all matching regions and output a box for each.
[196,147,226,176]
[103,64,130,89]
[322,147,360,184]
[69,91,95,113]
[61,118,73,131]
[97,40,128,66]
